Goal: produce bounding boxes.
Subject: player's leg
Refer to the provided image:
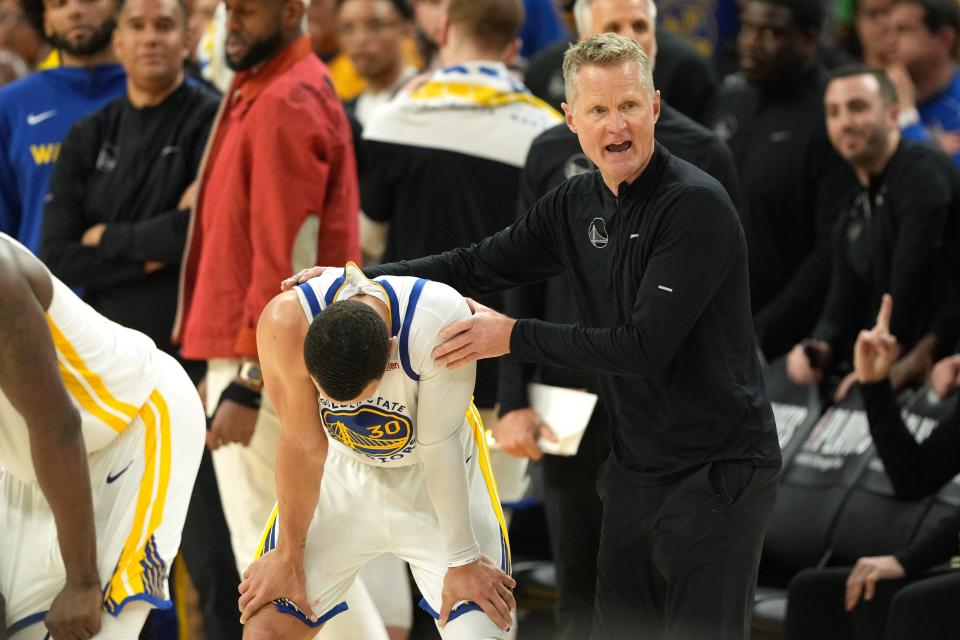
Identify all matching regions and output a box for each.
[398,413,512,639]
[97,353,205,614]
[206,358,283,576]
[241,578,389,640]
[94,601,151,639]
[0,466,74,640]
[358,553,413,640]
[246,452,390,639]
[242,602,325,640]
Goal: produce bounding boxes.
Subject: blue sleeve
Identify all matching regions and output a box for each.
[900,123,960,166]
[901,121,930,142]
[520,0,568,58]
[0,114,21,238]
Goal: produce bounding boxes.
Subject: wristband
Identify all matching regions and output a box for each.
[218,381,262,410]
[447,545,481,567]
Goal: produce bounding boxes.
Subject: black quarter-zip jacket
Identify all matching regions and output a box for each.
[368,144,781,481]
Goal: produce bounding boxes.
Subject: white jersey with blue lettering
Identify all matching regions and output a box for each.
[0,235,161,484]
[266,265,511,637]
[293,265,476,469]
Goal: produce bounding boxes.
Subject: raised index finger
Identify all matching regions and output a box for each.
[875,294,893,334]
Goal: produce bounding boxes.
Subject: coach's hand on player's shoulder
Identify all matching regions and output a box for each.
[45,580,101,639]
[439,555,516,631]
[207,399,257,449]
[238,549,314,624]
[434,299,515,369]
[281,266,332,291]
[493,408,557,461]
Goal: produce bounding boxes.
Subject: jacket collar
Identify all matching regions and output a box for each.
[232,36,312,104]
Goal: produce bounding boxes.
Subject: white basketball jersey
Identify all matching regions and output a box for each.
[0,235,161,483]
[294,266,472,468]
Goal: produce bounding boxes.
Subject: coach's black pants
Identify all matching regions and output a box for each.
[786,565,960,640]
[592,458,780,640]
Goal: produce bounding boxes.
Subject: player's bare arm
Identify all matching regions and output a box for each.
[238,290,328,628]
[0,241,101,639]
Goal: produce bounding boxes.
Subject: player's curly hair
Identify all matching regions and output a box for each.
[304,300,390,402]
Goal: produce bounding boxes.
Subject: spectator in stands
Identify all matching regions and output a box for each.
[833,0,895,68]
[185,0,218,69]
[494,2,739,637]
[708,0,857,359]
[307,0,337,58]
[0,49,27,83]
[308,0,364,99]
[519,0,566,58]
[786,295,960,640]
[787,66,959,399]
[337,0,416,126]
[0,0,125,252]
[360,0,560,431]
[0,0,46,71]
[35,1,241,636]
[525,0,719,123]
[887,0,960,165]
[410,0,446,67]
[174,0,387,636]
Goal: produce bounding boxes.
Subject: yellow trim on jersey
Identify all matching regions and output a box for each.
[47,317,139,431]
[103,390,173,612]
[465,403,512,573]
[255,503,280,559]
[38,49,60,70]
[410,82,563,121]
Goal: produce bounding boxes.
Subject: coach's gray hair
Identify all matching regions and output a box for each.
[572,0,658,38]
[562,32,655,103]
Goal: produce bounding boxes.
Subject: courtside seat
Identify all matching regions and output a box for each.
[763,356,824,467]
[904,387,960,538]
[761,387,875,583]
[751,385,959,638]
[751,388,877,637]
[828,385,957,565]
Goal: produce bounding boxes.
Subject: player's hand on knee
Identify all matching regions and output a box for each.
[280,267,331,291]
[45,581,102,640]
[439,556,516,631]
[493,408,556,460]
[238,550,314,624]
[844,555,905,611]
[207,399,258,449]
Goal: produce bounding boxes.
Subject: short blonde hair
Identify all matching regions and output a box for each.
[562,32,655,103]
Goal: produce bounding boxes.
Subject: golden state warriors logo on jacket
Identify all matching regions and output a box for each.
[319,400,415,463]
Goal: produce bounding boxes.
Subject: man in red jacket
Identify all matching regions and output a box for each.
[173,0,368,632]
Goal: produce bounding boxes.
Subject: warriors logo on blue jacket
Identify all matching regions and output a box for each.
[320,406,413,457]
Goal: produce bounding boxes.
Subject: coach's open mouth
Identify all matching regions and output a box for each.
[606,141,632,153]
